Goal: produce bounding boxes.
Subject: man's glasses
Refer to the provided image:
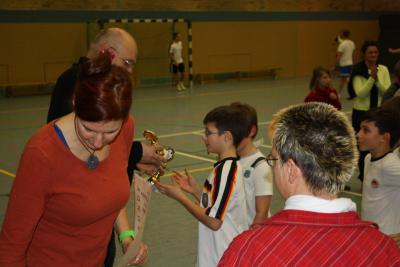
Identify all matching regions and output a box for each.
[266,153,278,167]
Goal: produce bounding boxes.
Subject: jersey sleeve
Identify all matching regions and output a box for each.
[0,147,52,266]
[253,163,273,196]
[382,154,400,187]
[206,160,239,221]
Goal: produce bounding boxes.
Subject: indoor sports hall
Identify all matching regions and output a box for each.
[1,2,399,266]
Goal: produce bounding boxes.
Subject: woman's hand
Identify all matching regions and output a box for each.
[124,241,149,266]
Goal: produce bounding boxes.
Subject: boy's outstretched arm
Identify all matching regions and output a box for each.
[155,179,222,231]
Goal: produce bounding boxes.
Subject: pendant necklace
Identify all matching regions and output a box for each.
[74,116,100,169]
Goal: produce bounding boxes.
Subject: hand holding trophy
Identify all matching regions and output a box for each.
[117,130,174,267]
[143,130,175,184]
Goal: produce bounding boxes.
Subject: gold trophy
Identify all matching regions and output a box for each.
[143,130,175,184]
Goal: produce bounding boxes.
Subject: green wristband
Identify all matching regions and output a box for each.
[118,230,135,242]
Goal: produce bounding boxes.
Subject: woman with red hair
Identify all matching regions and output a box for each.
[0,51,147,266]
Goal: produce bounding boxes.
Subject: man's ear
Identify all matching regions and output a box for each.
[286,159,301,184]
[100,47,116,61]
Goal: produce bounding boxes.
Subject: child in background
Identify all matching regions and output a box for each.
[229,102,273,227]
[155,105,248,267]
[305,66,342,110]
[357,108,400,247]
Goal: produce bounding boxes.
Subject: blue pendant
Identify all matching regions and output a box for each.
[87,154,99,169]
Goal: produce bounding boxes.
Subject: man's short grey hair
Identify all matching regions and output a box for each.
[270,102,358,194]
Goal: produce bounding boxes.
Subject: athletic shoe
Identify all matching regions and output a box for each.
[179,82,187,90]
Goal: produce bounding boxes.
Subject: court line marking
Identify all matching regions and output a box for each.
[259,144,272,148]
[174,151,216,163]
[0,85,288,115]
[341,190,362,197]
[162,166,213,178]
[136,121,272,141]
[135,112,351,141]
[0,168,15,178]
[135,130,203,141]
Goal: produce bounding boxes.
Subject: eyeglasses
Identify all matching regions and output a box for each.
[109,46,136,69]
[266,153,278,167]
[204,129,222,137]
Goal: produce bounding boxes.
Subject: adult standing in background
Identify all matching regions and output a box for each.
[348,40,391,181]
[169,32,186,91]
[336,29,355,98]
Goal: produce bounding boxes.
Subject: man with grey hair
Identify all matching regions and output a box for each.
[219,103,400,266]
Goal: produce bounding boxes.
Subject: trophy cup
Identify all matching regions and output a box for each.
[143,130,175,184]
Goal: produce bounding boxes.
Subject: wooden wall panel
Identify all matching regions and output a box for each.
[0,23,86,84]
[0,20,379,84]
[192,20,378,77]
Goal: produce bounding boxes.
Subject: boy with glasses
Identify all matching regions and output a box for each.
[155,105,248,267]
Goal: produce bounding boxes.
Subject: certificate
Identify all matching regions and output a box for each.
[117,174,152,267]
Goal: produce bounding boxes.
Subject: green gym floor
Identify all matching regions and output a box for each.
[0,77,362,266]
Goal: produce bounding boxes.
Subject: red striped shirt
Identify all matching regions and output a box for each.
[219,210,400,267]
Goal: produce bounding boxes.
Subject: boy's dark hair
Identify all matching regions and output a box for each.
[173,32,179,39]
[203,105,248,147]
[341,29,350,38]
[363,108,400,148]
[361,40,379,55]
[229,102,258,139]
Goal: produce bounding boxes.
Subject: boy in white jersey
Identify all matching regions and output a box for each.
[357,108,400,246]
[155,105,248,266]
[230,102,273,227]
[169,32,186,91]
[336,29,355,98]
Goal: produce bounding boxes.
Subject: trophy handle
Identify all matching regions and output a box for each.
[147,170,161,184]
[143,130,158,145]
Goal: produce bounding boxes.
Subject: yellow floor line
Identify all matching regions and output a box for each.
[0,168,16,178]
[162,166,213,178]
[0,166,213,180]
